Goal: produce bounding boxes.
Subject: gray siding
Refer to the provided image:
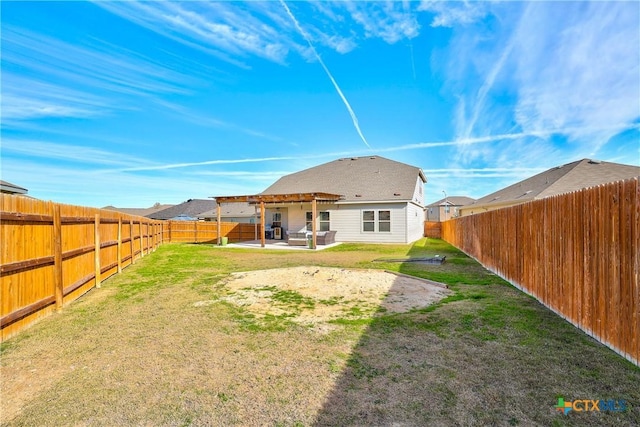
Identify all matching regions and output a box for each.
[406,202,425,243]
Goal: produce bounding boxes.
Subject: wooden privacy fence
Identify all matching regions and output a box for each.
[0,194,257,341]
[163,221,258,243]
[442,178,639,366]
[1,195,163,341]
[424,221,442,238]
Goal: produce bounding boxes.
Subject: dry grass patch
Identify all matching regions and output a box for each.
[1,241,639,426]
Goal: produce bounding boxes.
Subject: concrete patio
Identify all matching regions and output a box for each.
[217,239,342,251]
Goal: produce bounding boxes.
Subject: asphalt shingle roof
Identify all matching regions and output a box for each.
[103,204,174,217]
[261,156,426,202]
[468,159,639,209]
[0,180,28,194]
[198,202,256,219]
[426,196,475,207]
[146,199,217,220]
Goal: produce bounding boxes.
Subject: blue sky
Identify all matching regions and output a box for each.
[2,1,639,208]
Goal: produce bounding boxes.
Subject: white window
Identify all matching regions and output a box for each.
[319,211,330,231]
[306,211,330,231]
[306,212,313,231]
[362,210,375,232]
[362,210,390,232]
[379,210,391,232]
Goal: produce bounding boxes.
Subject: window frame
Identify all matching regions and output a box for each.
[362,209,391,233]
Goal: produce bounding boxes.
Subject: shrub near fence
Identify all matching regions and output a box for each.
[442,178,639,366]
[0,194,258,341]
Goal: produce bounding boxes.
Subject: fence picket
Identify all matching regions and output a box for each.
[441,178,639,366]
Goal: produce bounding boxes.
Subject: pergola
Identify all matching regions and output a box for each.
[213,192,343,248]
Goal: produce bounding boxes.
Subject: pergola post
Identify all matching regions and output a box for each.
[260,201,266,247]
[311,198,317,249]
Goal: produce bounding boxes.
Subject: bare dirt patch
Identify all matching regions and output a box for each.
[202,266,452,326]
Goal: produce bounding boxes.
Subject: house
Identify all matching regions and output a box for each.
[425,196,475,221]
[198,202,257,223]
[460,159,640,216]
[1,180,28,195]
[103,203,174,217]
[146,199,216,220]
[215,156,427,245]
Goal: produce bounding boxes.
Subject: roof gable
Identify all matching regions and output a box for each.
[261,156,426,203]
[426,196,475,208]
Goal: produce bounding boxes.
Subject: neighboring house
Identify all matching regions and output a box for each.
[1,180,28,195]
[460,159,640,216]
[198,202,257,223]
[215,156,427,244]
[146,199,216,220]
[103,203,174,217]
[425,196,475,222]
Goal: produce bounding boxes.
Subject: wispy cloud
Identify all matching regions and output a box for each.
[436,1,639,170]
[152,101,283,142]
[100,125,640,174]
[95,1,290,67]
[118,156,297,173]
[1,139,154,168]
[511,2,640,149]
[1,25,201,125]
[424,167,544,179]
[345,1,419,43]
[418,0,488,28]
[280,0,371,149]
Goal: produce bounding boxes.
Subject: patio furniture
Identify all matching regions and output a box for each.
[316,230,336,245]
[286,231,336,246]
[287,232,308,246]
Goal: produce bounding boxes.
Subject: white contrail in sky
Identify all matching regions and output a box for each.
[280,0,371,149]
[99,123,639,173]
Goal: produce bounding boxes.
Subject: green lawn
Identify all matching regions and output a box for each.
[1,239,638,426]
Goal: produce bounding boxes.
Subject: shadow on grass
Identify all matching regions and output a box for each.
[313,239,640,426]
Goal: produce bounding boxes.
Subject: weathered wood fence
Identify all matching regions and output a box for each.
[163,221,258,243]
[0,195,257,341]
[424,221,442,238]
[441,178,639,366]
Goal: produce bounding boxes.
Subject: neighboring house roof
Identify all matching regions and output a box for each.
[171,214,198,221]
[261,156,427,203]
[426,196,475,208]
[0,180,28,195]
[466,159,639,211]
[198,202,257,220]
[147,199,217,220]
[103,203,174,217]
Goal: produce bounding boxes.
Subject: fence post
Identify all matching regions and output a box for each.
[130,219,135,264]
[195,221,198,243]
[117,217,122,273]
[95,213,101,288]
[139,221,144,258]
[53,204,63,308]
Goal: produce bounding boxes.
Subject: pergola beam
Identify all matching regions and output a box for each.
[214,192,342,205]
[212,192,343,249]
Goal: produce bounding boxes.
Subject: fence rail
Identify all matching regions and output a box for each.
[441,178,639,366]
[0,194,258,341]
